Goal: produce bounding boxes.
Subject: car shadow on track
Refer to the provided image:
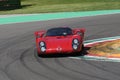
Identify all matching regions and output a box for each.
[38,47,91,58]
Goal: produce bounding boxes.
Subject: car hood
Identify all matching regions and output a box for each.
[44,36,72,49]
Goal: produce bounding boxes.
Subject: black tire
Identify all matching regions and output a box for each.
[81,44,84,50]
[79,44,84,55]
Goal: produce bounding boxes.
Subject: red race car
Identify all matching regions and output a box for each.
[35,27,85,56]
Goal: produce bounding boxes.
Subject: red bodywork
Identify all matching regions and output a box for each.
[35,27,85,55]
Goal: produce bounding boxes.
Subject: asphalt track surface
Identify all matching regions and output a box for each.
[0,14,120,80]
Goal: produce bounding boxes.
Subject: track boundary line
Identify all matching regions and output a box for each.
[0,10,120,25]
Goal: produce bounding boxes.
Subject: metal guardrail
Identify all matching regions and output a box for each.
[0,0,21,10]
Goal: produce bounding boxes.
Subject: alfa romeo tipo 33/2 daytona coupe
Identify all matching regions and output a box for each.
[35,27,85,56]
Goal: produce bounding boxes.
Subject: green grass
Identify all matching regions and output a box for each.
[0,0,120,14]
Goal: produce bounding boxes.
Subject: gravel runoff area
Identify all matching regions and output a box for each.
[88,39,120,58]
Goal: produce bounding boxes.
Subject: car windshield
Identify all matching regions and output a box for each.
[46,27,72,36]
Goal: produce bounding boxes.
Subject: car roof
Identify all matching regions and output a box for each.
[45,27,72,36]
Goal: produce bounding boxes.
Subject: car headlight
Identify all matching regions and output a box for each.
[41,47,46,52]
[73,39,79,44]
[39,41,46,52]
[72,39,79,50]
[72,44,78,50]
[40,41,45,47]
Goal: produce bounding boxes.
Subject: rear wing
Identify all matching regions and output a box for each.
[34,30,46,38]
[73,28,85,34]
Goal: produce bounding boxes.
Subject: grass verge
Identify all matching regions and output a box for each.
[0,0,120,14]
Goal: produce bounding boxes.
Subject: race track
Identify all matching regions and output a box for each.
[0,14,120,80]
